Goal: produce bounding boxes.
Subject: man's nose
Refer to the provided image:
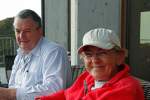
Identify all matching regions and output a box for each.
[19,31,26,37]
[91,55,102,64]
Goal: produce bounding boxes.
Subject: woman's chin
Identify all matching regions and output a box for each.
[91,70,108,81]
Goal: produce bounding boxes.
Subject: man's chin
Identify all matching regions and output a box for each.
[20,47,31,53]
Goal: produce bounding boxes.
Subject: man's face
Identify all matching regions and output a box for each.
[81,46,124,81]
[13,17,42,52]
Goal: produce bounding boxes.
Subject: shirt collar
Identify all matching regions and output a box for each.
[91,80,106,90]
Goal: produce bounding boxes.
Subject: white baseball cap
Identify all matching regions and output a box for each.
[78,28,121,53]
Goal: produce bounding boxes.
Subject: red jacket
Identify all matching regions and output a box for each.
[38,64,144,100]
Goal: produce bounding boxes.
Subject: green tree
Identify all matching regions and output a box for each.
[0,17,15,37]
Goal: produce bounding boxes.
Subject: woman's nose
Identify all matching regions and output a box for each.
[91,54,102,62]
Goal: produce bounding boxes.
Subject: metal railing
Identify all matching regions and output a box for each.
[0,36,17,67]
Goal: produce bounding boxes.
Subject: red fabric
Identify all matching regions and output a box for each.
[39,64,145,100]
[39,90,65,100]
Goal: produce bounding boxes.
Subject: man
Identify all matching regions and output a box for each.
[0,9,72,100]
[37,28,144,100]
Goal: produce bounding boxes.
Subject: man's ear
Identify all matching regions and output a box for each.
[38,27,43,36]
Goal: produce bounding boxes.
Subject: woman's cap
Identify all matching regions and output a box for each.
[78,28,121,53]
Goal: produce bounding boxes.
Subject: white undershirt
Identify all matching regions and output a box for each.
[91,80,106,90]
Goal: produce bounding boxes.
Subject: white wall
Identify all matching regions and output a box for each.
[44,0,69,49]
[71,0,121,66]
[44,0,121,66]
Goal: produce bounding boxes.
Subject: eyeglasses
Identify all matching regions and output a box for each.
[82,50,115,59]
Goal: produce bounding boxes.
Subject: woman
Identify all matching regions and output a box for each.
[36,28,144,100]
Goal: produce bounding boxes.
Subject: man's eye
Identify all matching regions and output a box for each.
[15,30,31,34]
[15,29,20,33]
[24,30,31,33]
[16,31,20,33]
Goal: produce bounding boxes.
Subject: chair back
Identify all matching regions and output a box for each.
[71,65,85,82]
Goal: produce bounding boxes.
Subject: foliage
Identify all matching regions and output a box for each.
[0,17,15,36]
[0,18,17,68]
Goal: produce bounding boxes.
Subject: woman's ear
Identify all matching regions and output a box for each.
[116,48,126,65]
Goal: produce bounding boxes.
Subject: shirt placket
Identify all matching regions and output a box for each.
[16,55,32,87]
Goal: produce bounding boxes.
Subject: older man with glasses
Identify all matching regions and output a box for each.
[36,28,144,100]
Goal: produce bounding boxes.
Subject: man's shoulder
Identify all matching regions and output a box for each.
[41,38,65,50]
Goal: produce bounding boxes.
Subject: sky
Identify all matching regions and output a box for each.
[0,0,41,20]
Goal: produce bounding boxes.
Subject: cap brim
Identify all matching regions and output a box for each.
[78,45,89,54]
[78,44,109,54]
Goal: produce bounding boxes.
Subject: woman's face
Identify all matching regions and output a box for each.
[81,46,125,81]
